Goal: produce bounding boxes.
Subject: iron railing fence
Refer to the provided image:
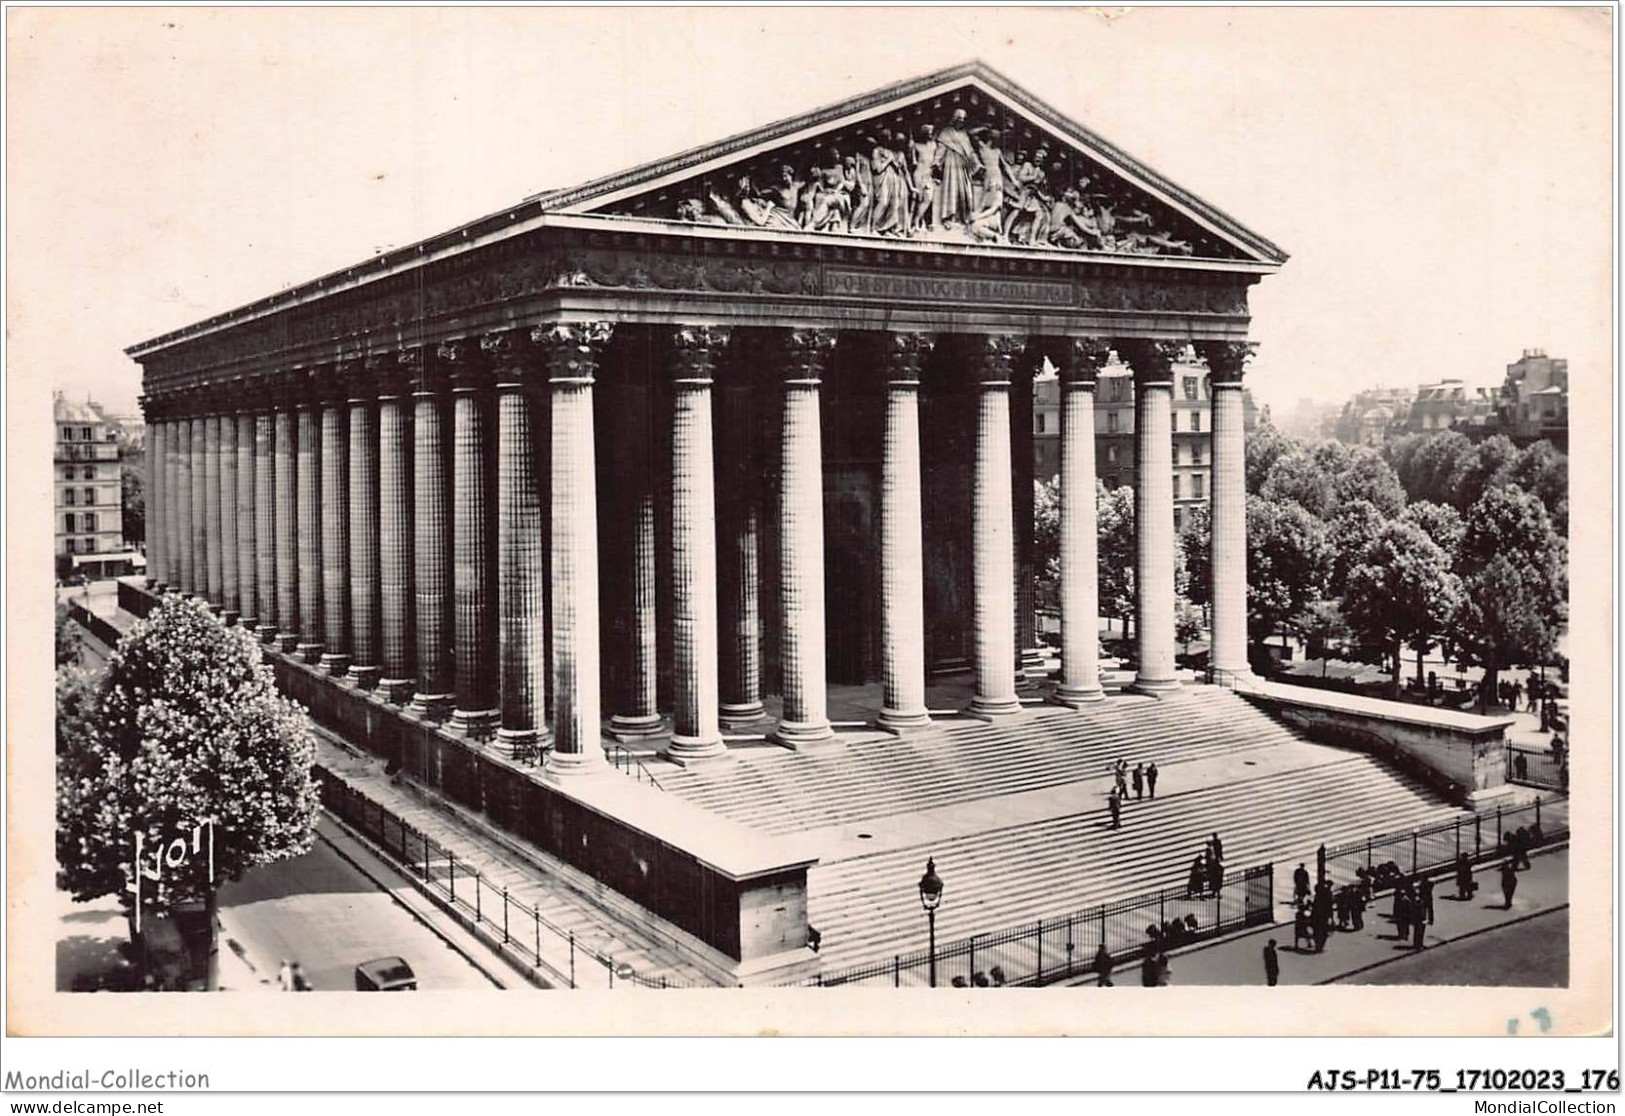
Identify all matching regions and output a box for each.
[315,766,690,989]
[1318,796,1566,891]
[608,745,667,791]
[1506,743,1567,791]
[803,863,1273,988]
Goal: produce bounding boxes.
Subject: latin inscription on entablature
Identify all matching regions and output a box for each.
[825,267,1074,307]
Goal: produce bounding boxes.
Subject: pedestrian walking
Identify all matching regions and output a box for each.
[1500,859,1519,909]
[1411,911,1426,950]
[1186,856,1206,899]
[1108,789,1121,830]
[1293,862,1311,904]
[1514,827,1533,870]
[1514,753,1529,780]
[1455,853,1477,900]
[1132,763,1144,800]
[1293,903,1313,951]
[1139,945,1161,987]
[1093,941,1114,986]
[1351,885,1366,930]
[1311,880,1334,952]
[1206,851,1224,897]
[1417,876,1435,925]
[1393,884,1411,942]
[1316,843,1327,884]
[1146,762,1159,798]
[1209,833,1224,864]
[1262,939,1280,986]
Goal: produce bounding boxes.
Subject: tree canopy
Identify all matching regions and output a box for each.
[1452,484,1567,691]
[1342,520,1463,686]
[1246,495,1332,644]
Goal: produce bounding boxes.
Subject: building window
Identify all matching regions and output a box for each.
[65,537,76,554]
[1192,444,1202,465]
[83,513,96,533]
[1173,475,1182,499]
[82,465,94,480]
[1107,412,1119,434]
[1106,444,1118,464]
[1174,508,1183,531]
[1172,443,1180,465]
[83,426,93,441]
[1036,413,1046,434]
[83,486,95,505]
[64,513,76,533]
[1192,475,1205,499]
[1184,377,1198,401]
[1192,412,1202,433]
[84,536,97,554]
[65,489,76,507]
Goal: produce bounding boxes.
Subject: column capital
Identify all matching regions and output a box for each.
[773,328,837,384]
[668,326,731,386]
[480,329,540,386]
[398,345,447,395]
[1115,338,1185,387]
[365,351,412,398]
[314,363,354,405]
[1196,340,1256,386]
[531,321,614,384]
[284,366,324,409]
[334,357,377,403]
[437,336,492,392]
[1057,337,1112,389]
[968,333,1026,386]
[881,331,935,385]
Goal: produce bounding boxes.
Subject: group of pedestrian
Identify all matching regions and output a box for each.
[1291,877,1337,953]
[1389,874,1435,950]
[1502,824,1539,870]
[1496,677,1527,711]
[1105,758,1159,830]
[276,959,312,992]
[1185,833,1226,898]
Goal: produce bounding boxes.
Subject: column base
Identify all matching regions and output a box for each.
[275,632,300,653]
[257,624,279,646]
[607,712,666,741]
[877,707,932,734]
[719,701,767,732]
[238,615,258,633]
[409,692,454,722]
[968,694,1024,718]
[449,707,500,740]
[493,727,549,761]
[207,602,225,616]
[296,641,324,665]
[346,663,381,689]
[1052,684,1107,708]
[319,653,351,677]
[222,610,240,628]
[377,677,416,704]
[771,719,840,753]
[544,747,608,779]
[1130,675,1182,697]
[1207,666,1255,689]
[664,734,730,766]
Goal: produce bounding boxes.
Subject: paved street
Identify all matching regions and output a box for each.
[1337,908,1567,987]
[217,822,500,992]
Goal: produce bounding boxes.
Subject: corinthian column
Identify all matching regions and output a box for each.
[375,356,417,703]
[144,408,165,590]
[1197,340,1254,684]
[771,329,837,749]
[235,404,258,630]
[1054,338,1109,705]
[190,413,209,601]
[407,348,454,721]
[273,383,300,652]
[716,340,764,731]
[1119,338,1182,694]
[345,361,381,689]
[968,335,1024,717]
[485,331,547,757]
[203,407,223,609]
[537,322,614,776]
[665,326,729,764]
[878,331,935,732]
[171,414,190,596]
[318,370,351,676]
[443,338,499,739]
[605,345,662,741]
[255,394,279,645]
[219,403,239,623]
[294,377,324,663]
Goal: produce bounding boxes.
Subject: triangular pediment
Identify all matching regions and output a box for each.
[546,63,1285,266]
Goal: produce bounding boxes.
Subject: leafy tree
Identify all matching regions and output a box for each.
[1326,499,1386,596]
[1343,520,1463,688]
[1506,440,1568,534]
[1033,477,1061,605]
[1334,448,1406,518]
[1453,485,1567,704]
[1301,598,1351,676]
[56,595,319,988]
[121,466,146,547]
[1259,448,1337,518]
[1246,496,1333,648]
[56,600,81,667]
[1178,502,1212,608]
[1386,430,1473,506]
[1401,501,1466,564]
[1097,481,1136,637]
[1446,433,1521,513]
[1175,598,1205,657]
[1244,422,1298,494]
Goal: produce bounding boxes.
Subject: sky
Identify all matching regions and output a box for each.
[8,6,1614,418]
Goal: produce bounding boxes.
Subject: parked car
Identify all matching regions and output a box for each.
[354,956,416,991]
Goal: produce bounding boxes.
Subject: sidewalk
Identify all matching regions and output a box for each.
[1140,846,1568,987]
[311,728,715,987]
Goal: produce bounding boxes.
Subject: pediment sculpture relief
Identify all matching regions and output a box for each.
[597,90,1233,259]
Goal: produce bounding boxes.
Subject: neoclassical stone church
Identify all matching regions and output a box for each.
[129,63,1291,982]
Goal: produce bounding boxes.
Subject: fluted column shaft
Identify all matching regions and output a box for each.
[717,356,764,731]
[218,413,239,620]
[540,322,613,775]
[318,387,351,675]
[273,402,299,651]
[878,333,934,730]
[666,328,728,762]
[410,355,454,720]
[146,417,166,589]
[1122,340,1180,692]
[346,380,381,688]
[1056,340,1108,704]
[1199,341,1254,683]
[772,330,836,747]
[969,336,1023,716]
[489,333,547,755]
[189,415,209,598]
[606,362,661,740]
[294,395,324,660]
[446,343,499,738]
[376,366,416,703]
[235,411,258,628]
[202,414,222,606]
[255,411,278,643]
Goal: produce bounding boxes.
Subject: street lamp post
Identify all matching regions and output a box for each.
[918,856,943,988]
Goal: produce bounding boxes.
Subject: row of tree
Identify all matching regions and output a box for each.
[1035,426,1568,700]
